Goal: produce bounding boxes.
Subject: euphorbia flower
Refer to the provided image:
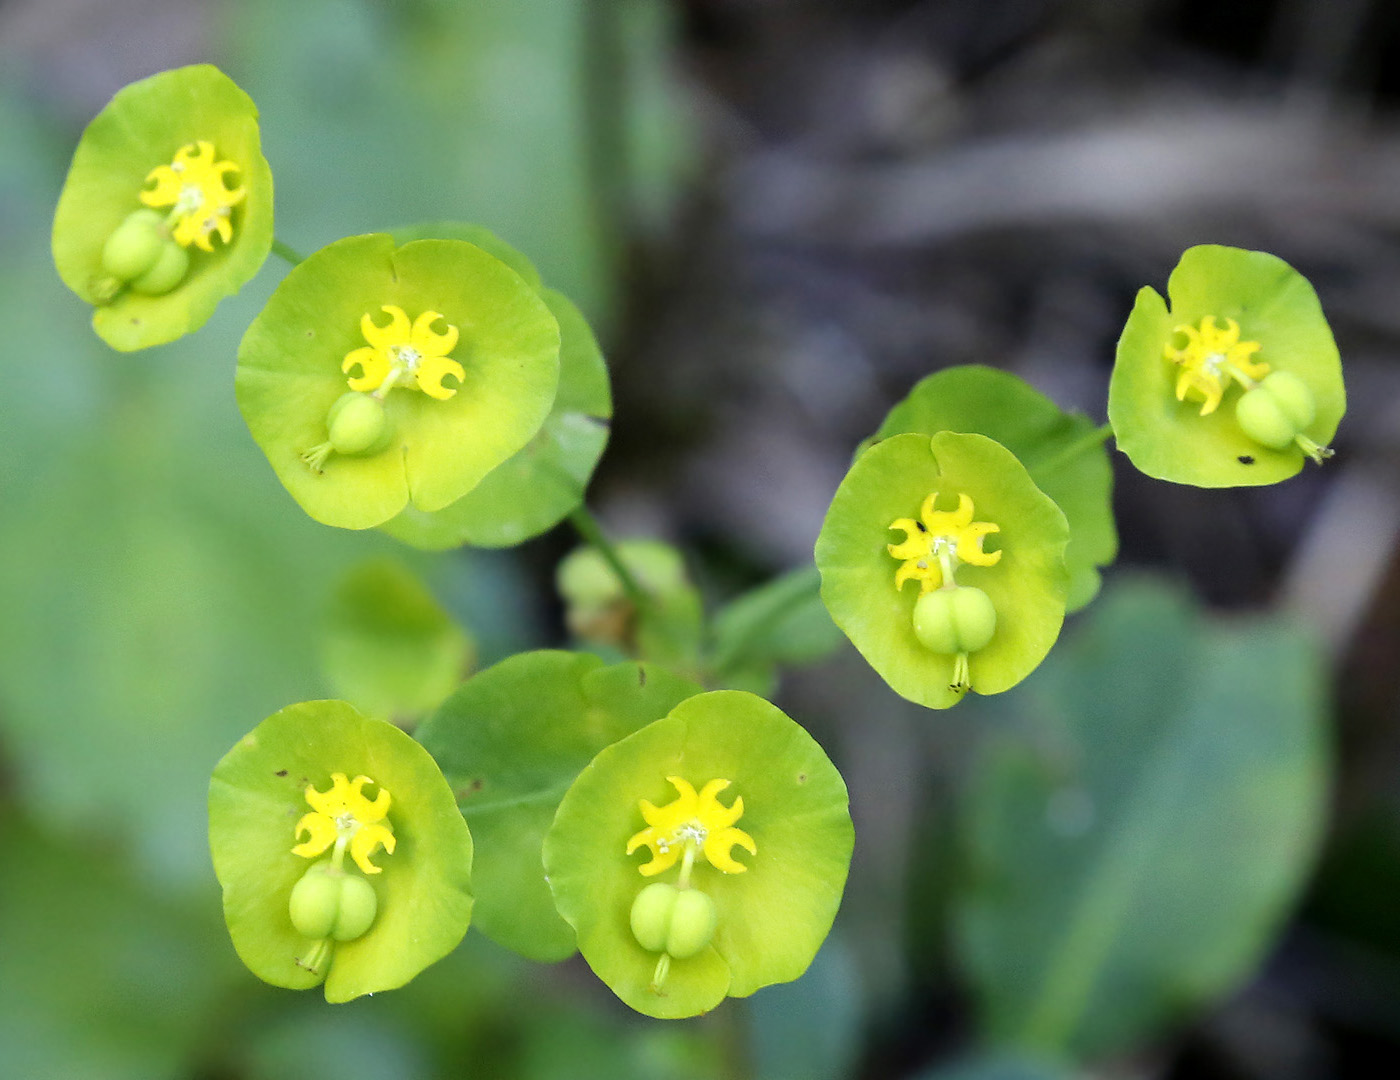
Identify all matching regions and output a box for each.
[627,777,757,876]
[209,700,473,1002]
[291,772,397,875]
[52,65,273,351]
[544,690,853,1019]
[236,233,561,530]
[816,431,1070,709]
[1109,245,1345,487]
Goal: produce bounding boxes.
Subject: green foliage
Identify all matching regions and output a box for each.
[319,558,473,722]
[415,651,701,961]
[1109,245,1345,486]
[709,565,847,694]
[236,234,561,528]
[871,366,1117,612]
[816,431,1070,709]
[544,690,853,1018]
[209,700,475,1002]
[52,65,274,351]
[953,579,1328,1061]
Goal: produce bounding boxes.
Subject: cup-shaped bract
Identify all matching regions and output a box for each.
[869,365,1116,613]
[209,700,474,1003]
[235,234,561,529]
[52,65,274,351]
[543,690,853,1019]
[816,431,1070,709]
[382,287,611,549]
[1109,245,1345,487]
[416,651,702,962]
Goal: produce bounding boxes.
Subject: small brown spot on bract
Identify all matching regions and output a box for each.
[456,778,485,801]
[275,769,288,777]
[305,329,314,339]
[797,772,807,784]
[638,666,648,687]
[1238,455,1255,465]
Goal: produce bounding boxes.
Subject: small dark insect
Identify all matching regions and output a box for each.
[915,521,927,532]
[638,666,647,687]
[1238,455,1255,465]
[275,769,288,777]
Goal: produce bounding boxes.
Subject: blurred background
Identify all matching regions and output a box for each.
[3,0,1400,1077]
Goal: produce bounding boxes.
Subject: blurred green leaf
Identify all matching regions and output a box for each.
[416,652,701,962]
[915,1055,1076,1080]
[321,558,473,721]
[748,937,863,1080]
[953,578,1328,1061]
[0,815,233,1080]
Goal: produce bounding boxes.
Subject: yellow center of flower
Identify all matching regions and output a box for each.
[291,773,397,875]
[626,777,757,879]
[1164,315,1269,416]
[139,141,246,252]
[887,492,1001,593]
[342,305,466,401]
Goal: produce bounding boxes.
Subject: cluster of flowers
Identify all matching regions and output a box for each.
[56,64,1345,1015]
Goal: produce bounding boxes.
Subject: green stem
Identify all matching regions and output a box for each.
[1028,423,1113,476]
[568,506,649,609]
[271,237,307,266]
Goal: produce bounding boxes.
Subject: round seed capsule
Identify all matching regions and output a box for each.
[629,881,678,954]
[912,585,997,655]
[332,874,379,942]
[100,209,166,281]
[1259,371,1316,429]
[1235,371,1318,451]
[326,392,392,456]
[288,863,343,940]
[664,888,718,960]
[129,240,190,296]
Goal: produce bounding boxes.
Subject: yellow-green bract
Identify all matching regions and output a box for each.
[235,234,561,530]
[1109,245,1345,487]
[543,690,853,1019]
[816,431,1070,709]
[52,64,274,351]
[208,700,474,1003]
[380,225,612,549]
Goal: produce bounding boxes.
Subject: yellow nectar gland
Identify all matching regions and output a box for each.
[1164,315,1268,416]
[343,305,465,401]
[627,777,756,882]
[888,492,1001,594]
[291,773,397,876]
[140,141,246,252]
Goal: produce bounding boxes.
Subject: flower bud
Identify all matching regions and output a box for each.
[629,881,718,959]
[288,862,380,943]
[100,209,166,281]
[289,863,343,939]
[326,392,392,456]
[129,239,190,296]
[912,585,997,655]
[664,888,718,960]
[332,874,379,942]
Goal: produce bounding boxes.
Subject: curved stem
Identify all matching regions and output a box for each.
[271,237,307,266]
[568,506,649,609]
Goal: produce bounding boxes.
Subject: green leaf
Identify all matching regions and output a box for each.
[544,690,854,1018]
[52,64,274,351]
[915,1057,1076,1080]
[383,287,611,548]
[236,234,561,529]
[209,700,474,1002]
[953,579,1328,1060]
[816,432,1070,709]
[872,366,1116,612]
[1108,245,1345,487]
[320,558,474,722]
[416,651,701,962]
[710,566,846,693]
